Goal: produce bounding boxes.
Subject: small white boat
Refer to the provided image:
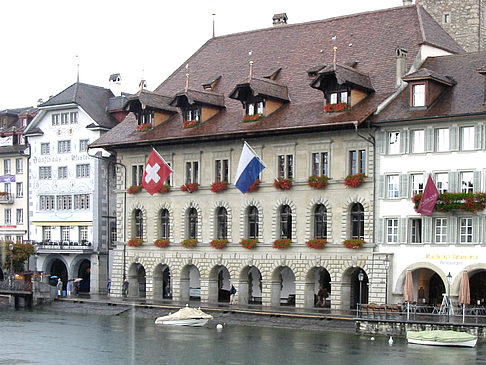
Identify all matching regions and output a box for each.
[155,306,213,327]
[407,330,477,348]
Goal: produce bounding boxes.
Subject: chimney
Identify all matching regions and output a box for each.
[403,0,413,5]
[396,47,408,87]
[109,73,122,96]
[272,13,288,26]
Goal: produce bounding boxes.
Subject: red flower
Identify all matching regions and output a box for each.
[181,239,197,248]
[274,178,293,190]
[182,120,199,129]
[128,238,143,247]
[343,238,364,249]
[180,183,200,192]
[136,123,152,132]
[240,238,258,249]
[210,181,229,193]
[273,238,291,249]
[308,176,329,190]
[306,238,327,249]
[154,239,169,248]
[127,185,143,194]
[344,173,367,188]
[324,102,348,113]
[242,114,264,122]
[157,184,171,194]
[210,239,228,249]
[247,179,260,192]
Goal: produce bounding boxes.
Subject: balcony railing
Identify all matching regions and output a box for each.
[0,193,14,204]
[35,240,92,250]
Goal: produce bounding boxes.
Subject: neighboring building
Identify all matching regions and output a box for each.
[23,83,122,294]
[0,107,37,243]
[91,5,463,309]
[373,52,486,307]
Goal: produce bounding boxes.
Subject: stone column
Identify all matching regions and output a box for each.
[179,277,189,301]
[270,280,281,306]
[294,281,305,308]
[237,279,248,304]
[304,280,315,308]
[200,278,209,304]
[331,280,344,310]
[207,278,219,303]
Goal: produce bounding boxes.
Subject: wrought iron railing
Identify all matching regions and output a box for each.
[35,241,92,250]
[0,278,27,291]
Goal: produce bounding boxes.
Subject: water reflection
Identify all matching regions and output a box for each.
[0,309,484,365]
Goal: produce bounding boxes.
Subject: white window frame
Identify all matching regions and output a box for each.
[277,154,294,179]
[411,173,424,196]
[16,182,23,198]
[411,129,425,153]
[311,152,329,177]
[58,140,71,154]
[459,218,473,244]
[132,164,144,186]
[436,128,450,152]
[4,209,11,225]
[16,209,23,224]
[185,161,199,184]
[4,159,11,174]
[39,166,52,180]
[460,171,474,193]
[409,218,422,244]
[387,174,400,198]
[79,139,89,152]
[435,173,449,194]
[214,159,229,182]
[58,166,68,179]
[40,143,50,155]
[76,164,90,178]
[434,218,448,244]
[61,226,70,242]
[412,84,425,107]
[386,218,399,243]
[461,126,475,151]
[388,132,401,155]
[15,158,23,174]
[40,196,55,211]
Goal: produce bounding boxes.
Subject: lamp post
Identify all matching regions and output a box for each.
[8,243,13,286]
[358,270,364,314]
[447,272,452,322]
[384,256,390,306]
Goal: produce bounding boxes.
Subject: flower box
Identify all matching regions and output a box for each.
[240,238,258,249]
[0,192,7,196]
[274,178,293,190]
[247,178,260,192]
[344,173,367,188]
[210,239,228,249]
[136,123,152,132]
[127,185,143,194]
[181,239,197,248]
[182,120,199,129]
[128,238,143,247]
[210,181,229,193]
[308,176,329,190]
[154,239,169,248]
[324,102,348,113]
[242,114,264,122]
[273,238,291,249]
[412,192,486,213]
[157,184,171,194]
[180,183,200,193]
[343,238,364,249]
[306,238,327,249]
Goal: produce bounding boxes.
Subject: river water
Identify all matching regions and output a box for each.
[1,308,485,365]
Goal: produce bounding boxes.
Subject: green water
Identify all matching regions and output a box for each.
[0,308,484,365]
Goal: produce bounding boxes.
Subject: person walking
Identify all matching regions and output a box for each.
[230,283,237,304]
[57,278,63,297]
[107,278,111,294]
[123,278,129,297]
[66,280,73,296]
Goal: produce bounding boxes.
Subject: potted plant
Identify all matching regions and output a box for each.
[324,102,348,113]
[308,176,329,190]
[135,123,152,132]
[128,238,143,247]
[273,238,291,249]
[343,238,365,249]
[127,185,143,194]
[157,184,171,194]
[180,182,200,193]
[210,181,229,193]
[240,238,258,249]
[182,120,199,129]
[306,238,327,249]
[274,178,293,190]
[247,178,260,192]
[181,239,197,248]
[210,239,228,249]
[154,239,169,248]
[242,114,264,122]
[344,173,367,188]
[412,192,486,213]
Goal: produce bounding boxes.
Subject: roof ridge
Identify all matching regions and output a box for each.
[415,4,428,47]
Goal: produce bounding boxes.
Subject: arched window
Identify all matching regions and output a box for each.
[216,207,227,239]
[351,203,364,239]
[160,209,169,239]
[134,209,143,239]
[280,205,292,239]
[188,208,198,239]
[314,204,327,238]
[248,206,259,239]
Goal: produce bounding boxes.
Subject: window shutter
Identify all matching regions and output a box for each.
[399,218,407,243]
[377,175,385,199]
[400,130,408,154]
[425,128,434,152]
[450,126,459,151]
[448,171,458,193]
[379,132,386,154]
[474,171,481,193]
[475,125,483,150]
[473,216,480,244]
[399,174,409,198]
[423,216,432,243]
[376,218,384,243]
[448,217,457,245]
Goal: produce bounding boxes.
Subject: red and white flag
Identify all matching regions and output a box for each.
[417,175,439,216]
[142,149,173,195]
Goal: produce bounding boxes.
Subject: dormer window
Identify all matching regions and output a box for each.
[138,110,154,125]
[403,69,455,109]
[329,91,348,105]
[184,107,200,122]
[412,84,425,107]
[246,99,265,116]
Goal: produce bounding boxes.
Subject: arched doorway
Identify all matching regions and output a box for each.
[271,266,295,307]
[180,264,201,301]
[49,258,68,290]
[429,273,446,306]
[305,267,331,308]
[77,259,91,293]
[153,264,172,300]
[470,270,486,305]
[342,267,368,310]
[208,265,231,303]
[399,268,445,306]
[237,266,262,305]
[128,263,146,298]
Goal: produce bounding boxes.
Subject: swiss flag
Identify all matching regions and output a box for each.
[142,149,173,195]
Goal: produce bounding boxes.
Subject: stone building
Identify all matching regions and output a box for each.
[91,5,463,310]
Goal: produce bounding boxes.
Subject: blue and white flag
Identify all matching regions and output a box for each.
[234,142,265,194]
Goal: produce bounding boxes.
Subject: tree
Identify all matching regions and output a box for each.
[1,241,34,273]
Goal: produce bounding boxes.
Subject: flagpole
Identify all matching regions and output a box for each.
[242,140,279,180]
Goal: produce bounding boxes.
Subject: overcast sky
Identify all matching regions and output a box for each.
[0,0,404,110]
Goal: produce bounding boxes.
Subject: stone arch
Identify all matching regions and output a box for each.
[270,265,296,306]
[306,197,333,242]
[209,200,233,242]
[341,266,369,310]
[180,263,201,301]
[127,262,146,298]
[304,265,332,308]
[152,202,174,243]
[394,262,446,295]
[127,202,148,242]
[153,263,172,300]
[180,201,203,242]
[341,196,372,243]
[272,197,297,241]
[239,199,264,241]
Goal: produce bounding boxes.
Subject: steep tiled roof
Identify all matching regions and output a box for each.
[311,63,375,92]
[91,5,463,149]
[125,90,177,112]
[230,77,290,102]
[170,89,225,108]
[402,68,456,86]
[373,52,486,123]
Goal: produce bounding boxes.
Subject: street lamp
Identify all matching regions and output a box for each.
[8,243,13,285]
[447,272,452,322]
[358,270,364,314]
[384,256,390,306]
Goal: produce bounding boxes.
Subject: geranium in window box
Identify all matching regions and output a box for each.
[181,239,197,248]
[273,238,291,249]
[247,178,260,192]
[344,173,367,188]
[180,183,200,193]
[127,185,143,194]
[306,238,327,249]
[308,176,329,190]
[157,184,171,194]
[154,239,169,248]
[136,123,152,132]
[128,238,143,247]
[210,181,229,193]
[274,178,293,190]
[412,192,486,213]
[324,102,348,113]
[210,239,228,249]
[0,192,8,196]
[240,238,258,249]
[182,120,199,129]
[343,238,365,249]
[242,114,264,122]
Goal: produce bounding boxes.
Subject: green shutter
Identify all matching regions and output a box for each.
[475,125,483,150]
[450,126,459,151]
[399,217,407,243]
[376,218,384,243]
[400,174,409,199]
[377,175,385,199]
[400,130,408,154]
[379,132,386,155]
[448,171,458,193]
[474,171,481,193]
[423,217,432,243]
[425,128,434,152]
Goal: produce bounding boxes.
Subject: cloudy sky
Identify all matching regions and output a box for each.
[0,0,404,110]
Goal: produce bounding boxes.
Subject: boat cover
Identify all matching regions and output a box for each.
[407,330,476,343]
[157,307,213,321]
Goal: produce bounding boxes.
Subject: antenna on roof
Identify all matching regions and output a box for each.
[212,13,216,38]
[333,47,338,67]
[185,73,190,92]
[249,61,254,79]
[75,55,80,83]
